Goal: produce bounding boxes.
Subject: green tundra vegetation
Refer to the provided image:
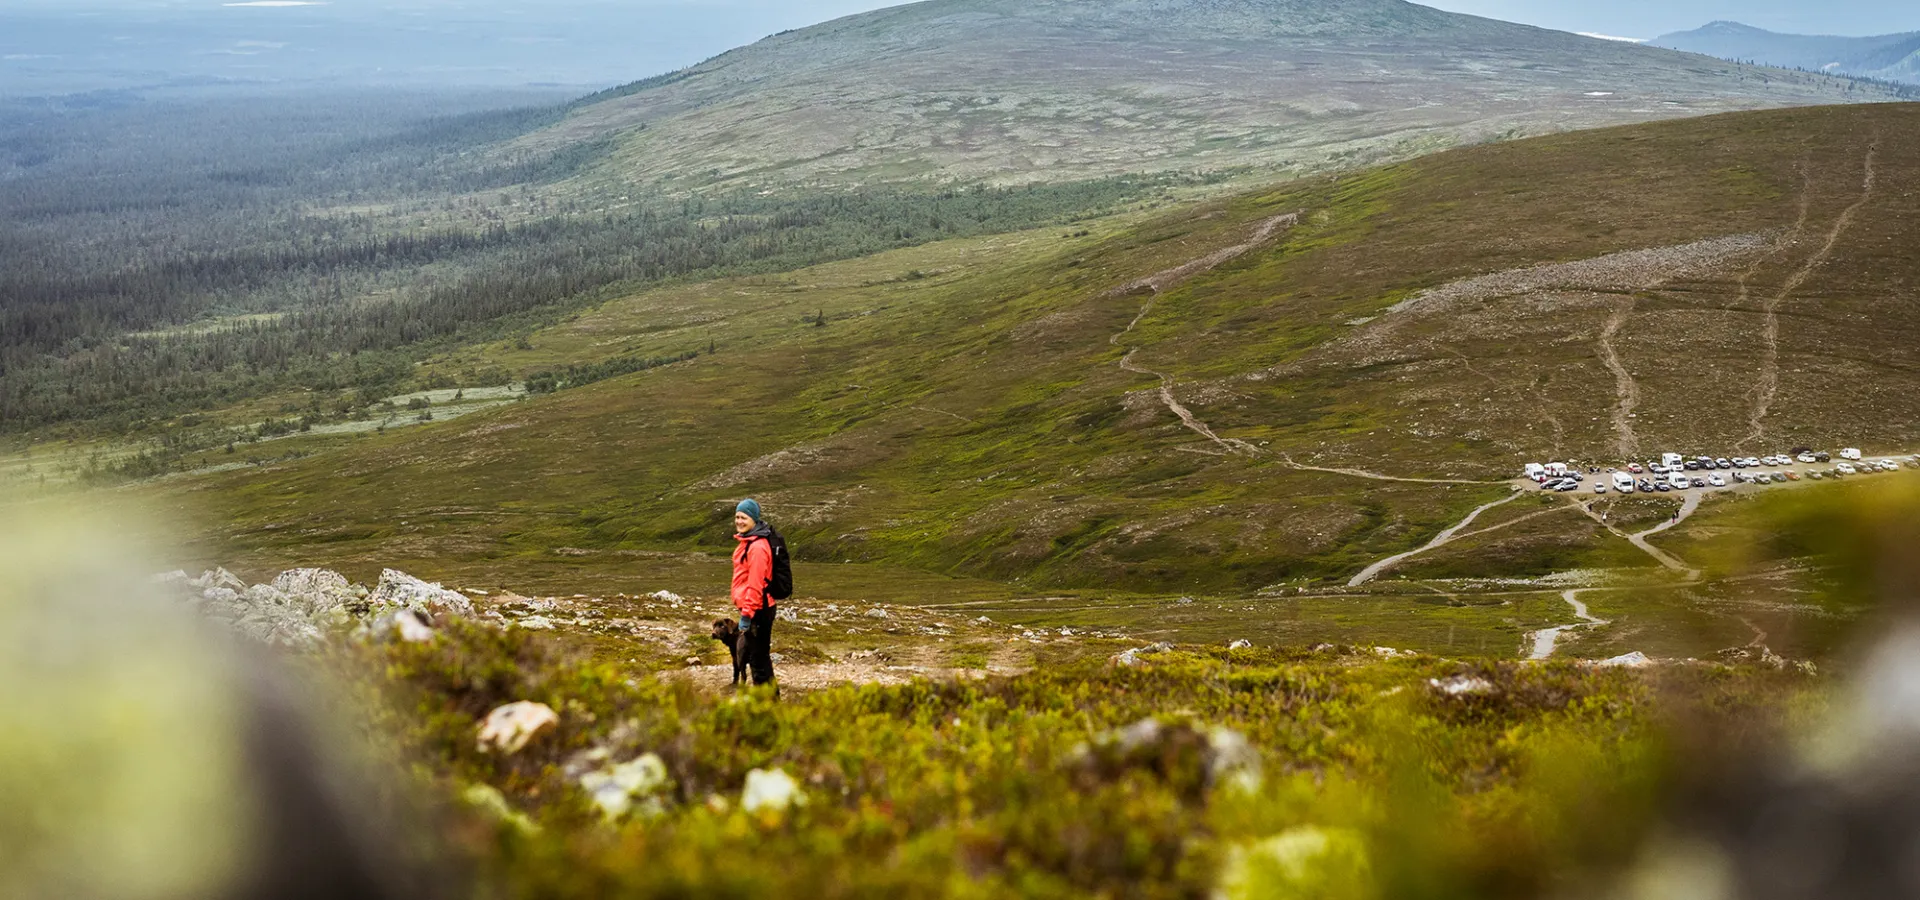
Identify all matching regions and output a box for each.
[95,102,1915,663]
[359,623,1802,899]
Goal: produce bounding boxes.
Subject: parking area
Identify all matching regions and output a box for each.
[1517,449,1920,495]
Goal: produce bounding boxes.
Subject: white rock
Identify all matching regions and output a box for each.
[1429,675,1495,696]
[270,568,357,614]
[741,767,805,814]
[1595,651,1654,668]
[516,616,556,630]
[1112,642,1175,668]
[578,753,671,820]
[391,609,436,643]
[865,608,890,619]
[369,569,474,618]
[778,607,798,622]
[149,570,191,586]
[1207,726,1264,793]
[477,701,558,754]
[649,590,684,603]
[1229,639,1253,650]
[192,567,247,592]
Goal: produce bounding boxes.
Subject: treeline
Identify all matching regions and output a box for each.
[3,175,1188,432]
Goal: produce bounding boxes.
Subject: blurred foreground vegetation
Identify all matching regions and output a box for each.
[354,621,1811,899]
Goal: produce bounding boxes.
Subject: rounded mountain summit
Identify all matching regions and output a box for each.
[517,0,1903,188]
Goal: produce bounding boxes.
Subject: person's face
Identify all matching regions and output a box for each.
[734,511,754,534]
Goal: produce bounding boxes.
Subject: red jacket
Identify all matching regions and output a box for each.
[731,528,776,616]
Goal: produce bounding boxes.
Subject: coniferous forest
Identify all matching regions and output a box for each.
[0,89,1186,435]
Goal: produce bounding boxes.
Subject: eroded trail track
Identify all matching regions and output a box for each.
[1347,490,1521,586]
[1597,296,1643,458]
[1742,142,1879,448]
[1526,589,1610,660]
[1109,212,1299,455]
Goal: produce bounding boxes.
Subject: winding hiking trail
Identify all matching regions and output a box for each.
[1596,297,1643,458]
[1347,490,1521,586]
[1526,589,1610,660]
[1742,141,1879,448]
[1571,492,1703,577]
[1628,490,1703,578]
[1109,213,1298,455]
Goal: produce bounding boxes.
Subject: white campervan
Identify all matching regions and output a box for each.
[1661,452,1684,469]
[1841,448,1864,461]
[1612,472,1636,493]
[1524,463,1546,479]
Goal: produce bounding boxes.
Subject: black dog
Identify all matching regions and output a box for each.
[710,618,750,685]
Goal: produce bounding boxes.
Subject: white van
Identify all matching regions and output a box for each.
[1668,473,1691,490]
[1524,463,1546,479]
[1841,448,1863,461]
[1661,452,1684,468]
[1613,472,1636,493]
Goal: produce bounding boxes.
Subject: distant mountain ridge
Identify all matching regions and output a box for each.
[1652,21,1920,85]
[521,0,1909,190]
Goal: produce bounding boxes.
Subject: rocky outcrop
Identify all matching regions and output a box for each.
[157,566,471,649]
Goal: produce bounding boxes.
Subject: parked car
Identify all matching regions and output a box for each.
[1785,471,1800,481]
[1816,452,1832,463]
[1837,463,1857,475]
[1655,482,1671,492]
[1627,463,1644,474]
[1683,460,1700,471]
[1797,453,1818,464]
[1716,458,1732,469]
[1809,471,1825,480]
[1639,480,1655,493]
[1594,483,1607,494]
[1773,472,1790,483]
[1708,474,1727,487]
[1692,477,1709,488]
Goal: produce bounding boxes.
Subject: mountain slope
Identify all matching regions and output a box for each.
[1653,21,1920,85]
[161,104,1920,635]
[520,0,1909,189]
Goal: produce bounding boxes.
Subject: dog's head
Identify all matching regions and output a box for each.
[711,618,740,642]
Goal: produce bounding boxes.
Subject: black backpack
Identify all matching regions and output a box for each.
[757,528,793,601]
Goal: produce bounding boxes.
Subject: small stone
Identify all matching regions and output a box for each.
[865,608,890,619]
[369,569,474,618]
[1111,642,1175,668]
[1595,651,1654,668]
[684,656,701,667]
[579,753,671,820]
[516,615,556,630]
[391,609,435,643]
[649,590,685,603]
[1429,674,1494,696]
[478,701,558,754]
[741,768,805,814]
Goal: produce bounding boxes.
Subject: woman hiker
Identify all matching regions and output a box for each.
[731,498,780,689]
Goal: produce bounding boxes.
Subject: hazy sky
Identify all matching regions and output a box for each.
[10,0,1920,40]
[6,0,1918,95]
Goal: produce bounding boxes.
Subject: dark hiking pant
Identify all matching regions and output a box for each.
[747,605,777,687]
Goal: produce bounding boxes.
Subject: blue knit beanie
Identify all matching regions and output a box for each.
[736,498,763,523]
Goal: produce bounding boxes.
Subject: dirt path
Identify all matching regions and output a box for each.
[1348,490,1521,586]
[1526,588,1610,660]
[1280,456,1505,486]
[665,662,1000,694]
[1742,141,1879,448]
[1626,491,1703,577]
[1567,492,1701,578]
[1596,296,1643,458]
[1109,213,1298,455]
